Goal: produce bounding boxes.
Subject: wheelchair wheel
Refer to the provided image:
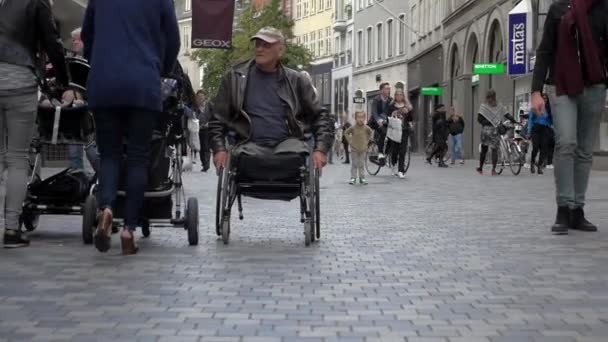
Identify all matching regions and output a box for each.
[215,168,224,236]
[82,195,97,245]
[222,219,230,245]
[186,197,199,246]
[314,168,320,240]
[365,141,382,176]
[304,219,312,247]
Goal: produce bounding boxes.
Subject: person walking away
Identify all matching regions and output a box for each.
[82,0,180,255]
[447,109,465,165]
[528,93,553,175]
[531,0,607,235]
[387,89,414,178]
[344,111,373,185]
[0,0,69,248]
[370,83,392,160]
[195,90,211,172]
[476,90,515,175]
[426,104,449,168]
[342,118,351,164]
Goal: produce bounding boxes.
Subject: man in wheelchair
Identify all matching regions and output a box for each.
[209,27,334,175]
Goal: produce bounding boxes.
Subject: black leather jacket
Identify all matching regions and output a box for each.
[0,0,68,87]
[209,59,335,154]
[532,0,608,93]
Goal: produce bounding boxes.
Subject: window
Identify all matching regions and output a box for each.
[304,34,309,53]
[326,27,332,55]
[367,0,372,6]
[319,0,324,11]
[376,23,383,61]
[335,36,340,54]
[387,19,393,58]
[311,31,316,56]
[358,0,364,11]
[297,36,301,45]
[296,0,302,19]
[366,27,372,63]
[357,30,363,66]
[399,14,406,54]
[318,29,324,54]
[304,0,308,16]
[311,0,316,14]
[182,25,190,53]
[411,4,418,43]
[184,0,191,12]
[326,0,332,9]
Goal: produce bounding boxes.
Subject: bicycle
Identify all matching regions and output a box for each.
[365,131,412,176]
[494,120,525,176]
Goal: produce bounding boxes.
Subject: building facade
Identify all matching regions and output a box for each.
[351,0,408,140]
[292,0,334,111]
[330,0,354,124]
[406,0,447,151]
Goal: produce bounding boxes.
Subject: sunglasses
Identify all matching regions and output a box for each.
[253,40,277,49]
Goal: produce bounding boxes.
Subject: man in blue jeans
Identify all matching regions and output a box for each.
[531,0,607,235]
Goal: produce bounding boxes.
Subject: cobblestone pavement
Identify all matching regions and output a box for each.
[1,159,608,342]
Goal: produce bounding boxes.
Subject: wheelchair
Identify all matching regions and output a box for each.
[215,139,321,246]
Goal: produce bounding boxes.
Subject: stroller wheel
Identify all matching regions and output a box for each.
[20,211,40,232]
[82,195,97,245]
[186,198,199,246]
[141,221,151,238]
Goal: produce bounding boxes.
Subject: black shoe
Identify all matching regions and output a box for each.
[551,207,570,235]
[426,158,432,165]
[438,162,449,168]
[537,164,544,175]
[3,229,30,248]
[530,164,536,174]
[343,161,350,164]
[570,207,598,232]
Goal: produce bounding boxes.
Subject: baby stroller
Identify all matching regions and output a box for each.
[20,57,98,241]
[81,72,200,245]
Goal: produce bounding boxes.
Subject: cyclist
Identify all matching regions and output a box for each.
[369,82,392,161]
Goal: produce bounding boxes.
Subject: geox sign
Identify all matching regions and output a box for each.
[508,0,533,75]
[192,0,235,50]
[192,39,232,49]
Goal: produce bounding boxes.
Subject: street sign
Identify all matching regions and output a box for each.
[473,63,505,75]
[421,87,443,96]
[472,74,480,83]
[353,97,366,104]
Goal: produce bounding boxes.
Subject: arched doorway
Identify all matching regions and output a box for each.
[487,20,504,89]
[466,33,480,159]
[449,44,460,108]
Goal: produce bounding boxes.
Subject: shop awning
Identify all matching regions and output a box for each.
[53,0,88,43]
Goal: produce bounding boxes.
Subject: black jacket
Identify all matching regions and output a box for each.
[209,59,335,154]
[0,0,68,87]
[447,117,465,136]
[432,111,449,143]
[371,95,392,124]
[532,0,608,93]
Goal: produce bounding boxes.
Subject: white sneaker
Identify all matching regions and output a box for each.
[524,163,530,169]
[398,172,405,179]
[378,153,385,160]
[546,164,554,169]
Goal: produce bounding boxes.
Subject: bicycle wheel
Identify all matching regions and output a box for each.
[508,142,523,175]
[365,141,382,176]
[495,147,505,175]
[403,139,412,174]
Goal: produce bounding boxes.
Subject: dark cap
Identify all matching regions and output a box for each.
[251,27,285,44]
[435,103,446,110]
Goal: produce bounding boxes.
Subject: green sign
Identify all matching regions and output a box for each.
[421,87,443,96]
[473,63,505,75]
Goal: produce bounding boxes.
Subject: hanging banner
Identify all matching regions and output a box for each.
[508,0,533,76]
[192,0,235,49]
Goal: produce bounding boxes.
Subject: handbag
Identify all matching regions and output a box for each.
[387,116,403,142]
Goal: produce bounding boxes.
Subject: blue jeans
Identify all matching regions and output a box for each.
[449,134,463,162]
[547,84,606,209]
[94,108,160,230]
[68,145,84,169]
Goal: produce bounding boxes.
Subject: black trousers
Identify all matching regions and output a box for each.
[531,125,552,167]
[199,128,211,171]
[342,141,350,162]
[388,133,409,172]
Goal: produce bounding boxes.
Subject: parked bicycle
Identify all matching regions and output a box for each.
[495,120,525,175]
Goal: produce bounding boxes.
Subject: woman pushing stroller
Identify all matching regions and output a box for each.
[82,0,180,255]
